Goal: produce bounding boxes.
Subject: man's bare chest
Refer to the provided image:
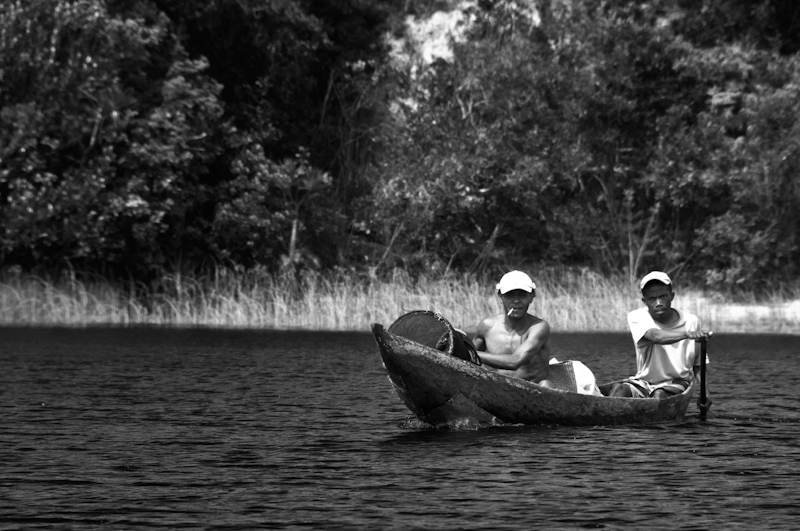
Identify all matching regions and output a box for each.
[486,329,524,354]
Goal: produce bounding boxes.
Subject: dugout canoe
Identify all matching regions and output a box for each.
[371,321,697,429]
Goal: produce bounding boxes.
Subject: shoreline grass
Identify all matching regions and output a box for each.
[1,268,799,334]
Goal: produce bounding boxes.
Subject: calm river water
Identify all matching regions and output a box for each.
[2,326,800,530]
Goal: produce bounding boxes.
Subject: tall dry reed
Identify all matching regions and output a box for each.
[1,268,799,333]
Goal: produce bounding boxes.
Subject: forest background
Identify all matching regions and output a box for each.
[2,0,800,332]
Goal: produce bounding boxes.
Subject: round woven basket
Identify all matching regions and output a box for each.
[388,310,479,364]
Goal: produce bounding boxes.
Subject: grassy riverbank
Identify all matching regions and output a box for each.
[1,268,799,333]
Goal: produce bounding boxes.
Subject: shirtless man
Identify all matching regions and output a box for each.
[472,270,554,387]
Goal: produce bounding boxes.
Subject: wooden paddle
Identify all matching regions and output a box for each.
[698,339,709,420]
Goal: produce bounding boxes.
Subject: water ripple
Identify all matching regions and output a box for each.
[2,328,800,529]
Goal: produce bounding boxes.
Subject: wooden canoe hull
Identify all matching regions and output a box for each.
[372,323,697,428]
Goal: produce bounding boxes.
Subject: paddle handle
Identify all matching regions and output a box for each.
[699,339,708,420]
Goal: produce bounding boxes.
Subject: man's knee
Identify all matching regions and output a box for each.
[651,388,674,400]
[608,383,632,397]
[538,379,554,389]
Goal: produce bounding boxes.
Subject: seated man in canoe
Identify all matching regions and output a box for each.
[473,270,585,388]
[609,271,712,402]
[472,270,602,394]
[472,270,554,387]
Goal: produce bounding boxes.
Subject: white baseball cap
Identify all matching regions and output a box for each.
[496,271,536,294]
[640,271,672,290]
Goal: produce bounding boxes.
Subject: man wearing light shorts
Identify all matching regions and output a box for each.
[609,271,712,402]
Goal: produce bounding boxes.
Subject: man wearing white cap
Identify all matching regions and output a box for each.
[471,271,555,387]
[609,271,712,401]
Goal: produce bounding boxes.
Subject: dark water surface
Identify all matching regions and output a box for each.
[2,327,800,530]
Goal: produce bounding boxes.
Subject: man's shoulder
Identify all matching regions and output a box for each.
[675,308,699,320]
[675,308,700,326]
[477,313,505,329]
[525,315,550,336]
[531,315,550,328]
[627,307,651,321]
[627,307,656,341]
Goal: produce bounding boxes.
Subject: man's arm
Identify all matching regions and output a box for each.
[472,320,489,352]
[477,321,550,370]
[643,328,713,345]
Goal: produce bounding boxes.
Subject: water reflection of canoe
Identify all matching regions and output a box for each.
[371,323,697,429]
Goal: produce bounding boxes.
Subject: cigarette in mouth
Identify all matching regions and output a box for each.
[507,308,514,316]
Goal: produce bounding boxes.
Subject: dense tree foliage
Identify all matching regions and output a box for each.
[0,0,225,274]
[366,0,800,287]
[2,0,800,289]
